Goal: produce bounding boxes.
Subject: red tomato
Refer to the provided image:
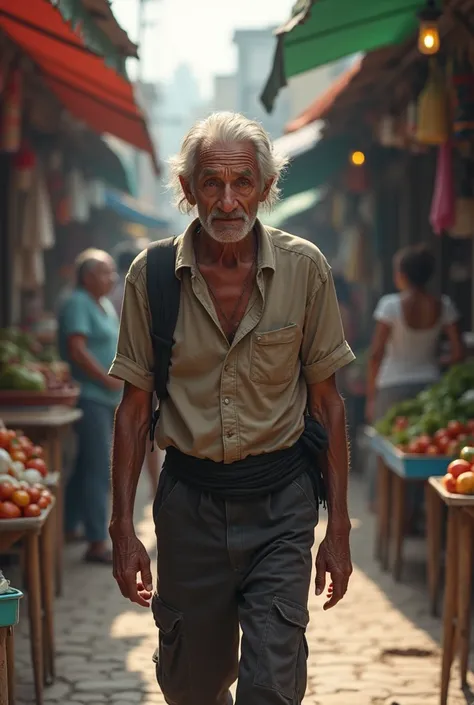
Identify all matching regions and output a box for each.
[17,435,32,451]
[447,440,460,457]
[40,490,52,506]
[426,445,440,456]
[11,490,30,508]
[417,435,432,453]
[442,473,457,494]
[436,434,451,454]
[0,429,10,449]
[37,496,49,510]
[10,450,26,464]
[0,501,21,519]
[434,429,449,441]
[447,459,472,479]
[447,421,467,439]
[408,440,422,454]
[29,445,44,459]
[0,482,15,501]
[467,420,474,434]
[23,504,41,518]
[27,487,41,504]
[26,458,47,478]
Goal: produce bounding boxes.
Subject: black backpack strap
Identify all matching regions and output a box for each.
[146,237,181,444]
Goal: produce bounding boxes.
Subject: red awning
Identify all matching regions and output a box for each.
[285,59,362,134]
[0,0,158,170]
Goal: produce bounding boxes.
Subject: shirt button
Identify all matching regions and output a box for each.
[224,365,229,371]
[257,335,262,341]
[224,397,230,405]
[226,431,234,438]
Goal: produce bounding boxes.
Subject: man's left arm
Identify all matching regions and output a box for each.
[308,377,352,610]
[300,259,355,610]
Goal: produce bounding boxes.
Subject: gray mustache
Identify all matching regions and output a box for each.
[210,212,248,221]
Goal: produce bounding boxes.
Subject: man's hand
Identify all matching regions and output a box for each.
[111,531,154,608]
[315,528,352,610]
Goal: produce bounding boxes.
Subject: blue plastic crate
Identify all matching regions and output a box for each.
[369,432,453,479]
[0,588,23,627]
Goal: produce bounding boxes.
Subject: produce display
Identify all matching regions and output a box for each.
[0,424,52,519]
[0,327,71,392]
[375,362,474,456]
[441,446,474,495]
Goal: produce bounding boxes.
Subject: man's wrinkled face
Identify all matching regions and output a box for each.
[180,141,272,243]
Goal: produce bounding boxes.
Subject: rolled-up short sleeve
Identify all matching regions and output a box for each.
[441,295,459,326]
[109,255,154,392]
[301,268,355,385]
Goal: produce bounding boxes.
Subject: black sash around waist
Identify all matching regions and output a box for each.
[162,415,328,506]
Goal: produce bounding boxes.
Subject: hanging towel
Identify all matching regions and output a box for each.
[430,142,455,235]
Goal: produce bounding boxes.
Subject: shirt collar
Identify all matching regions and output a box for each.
[174,217,276,278]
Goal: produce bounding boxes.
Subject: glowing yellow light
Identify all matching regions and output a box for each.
[350,150,366,166]
[418,21,440,55]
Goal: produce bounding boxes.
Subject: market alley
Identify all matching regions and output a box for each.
[12,474,468,705]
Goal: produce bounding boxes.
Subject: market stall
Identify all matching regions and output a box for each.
[0,422,56,705]
[370,361,474,580]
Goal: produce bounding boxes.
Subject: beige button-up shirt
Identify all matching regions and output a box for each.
[109,219,355,463]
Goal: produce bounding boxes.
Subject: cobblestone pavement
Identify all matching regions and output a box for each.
[13,475,471,705]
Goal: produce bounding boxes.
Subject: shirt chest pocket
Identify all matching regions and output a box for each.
[250,324,302,386]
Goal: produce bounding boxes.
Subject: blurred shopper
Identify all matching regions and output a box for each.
[58,249,122,564]
[366,244,464,508]
[111,243,163,496]
[109,112,354,705]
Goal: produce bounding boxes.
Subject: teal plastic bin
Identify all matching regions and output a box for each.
[0,588,23,627]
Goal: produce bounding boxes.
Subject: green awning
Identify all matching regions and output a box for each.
[266,189,322,229]
[274,126,353,200]
[261,0,420,112]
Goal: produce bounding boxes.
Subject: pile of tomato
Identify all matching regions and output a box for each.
[0,425,52,519]
[397,419,474,456]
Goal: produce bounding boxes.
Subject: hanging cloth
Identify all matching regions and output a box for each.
[416,61,449,146]
[430,141,455,235]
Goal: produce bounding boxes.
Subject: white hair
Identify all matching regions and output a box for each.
[168,112,289,214]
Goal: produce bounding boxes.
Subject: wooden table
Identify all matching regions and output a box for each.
[0,501,56,705]
[0,407,82,595]
[369,431,451,581]
[426,478,474,705]
[0,625,15,705]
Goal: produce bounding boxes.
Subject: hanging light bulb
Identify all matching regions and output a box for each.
[418,0,442,55]
[350,150,366,166]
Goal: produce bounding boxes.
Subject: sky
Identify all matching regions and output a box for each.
[110,0,294,98]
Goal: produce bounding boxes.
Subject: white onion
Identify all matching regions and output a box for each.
[22,469,43,485]
[0,449,12,475]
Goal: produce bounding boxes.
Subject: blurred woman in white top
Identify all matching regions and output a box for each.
[366,244,464,424]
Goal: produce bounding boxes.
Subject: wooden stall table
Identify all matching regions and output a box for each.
[0,588,23,705]
[369,432,451,582]
[426,478,474,705]
[0,406,82,596]
[0,501,55,705]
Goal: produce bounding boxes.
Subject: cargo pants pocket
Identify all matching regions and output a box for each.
[152,595,189,704]
[254,597,310,701]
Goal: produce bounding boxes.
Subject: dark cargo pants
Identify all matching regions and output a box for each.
[152,469,318,705]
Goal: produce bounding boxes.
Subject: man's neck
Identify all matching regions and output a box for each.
[195,226,257,268]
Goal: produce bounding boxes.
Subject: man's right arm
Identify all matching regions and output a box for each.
[107,251,156,607]
[109,383,153,607]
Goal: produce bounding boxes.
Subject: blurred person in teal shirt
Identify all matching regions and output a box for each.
[58,249,122,564]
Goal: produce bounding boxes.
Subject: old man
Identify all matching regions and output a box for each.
[109,112,354,705]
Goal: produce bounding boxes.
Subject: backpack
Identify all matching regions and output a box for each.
[146,237,181,440]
